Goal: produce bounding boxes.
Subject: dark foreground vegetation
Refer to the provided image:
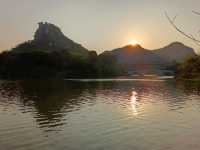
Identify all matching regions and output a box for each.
[0,50,126,79]
[176,56,200,80]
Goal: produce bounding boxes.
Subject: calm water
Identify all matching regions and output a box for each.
[0,79,200,150]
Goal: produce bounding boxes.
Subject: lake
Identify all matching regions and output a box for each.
[0,78,200,150]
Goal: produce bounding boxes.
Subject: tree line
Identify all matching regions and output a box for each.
[0,50,126,79]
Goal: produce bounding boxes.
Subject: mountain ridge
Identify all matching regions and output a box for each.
[103,42,196,63]
[0,22,197,76]
[7,22,197,73]
[11,22,90,58]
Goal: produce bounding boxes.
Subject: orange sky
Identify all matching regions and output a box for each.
[0,0,200,54]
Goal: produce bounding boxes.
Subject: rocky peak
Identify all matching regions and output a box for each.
[34,22,69,45]
[34,22,55,41]
[32,22,88,51]
[12,22,89,55]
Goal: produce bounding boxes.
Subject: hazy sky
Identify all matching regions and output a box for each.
[1,0,200,53]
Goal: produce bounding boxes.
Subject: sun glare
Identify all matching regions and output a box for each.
[129,40,139,46]
[130,91,138,116]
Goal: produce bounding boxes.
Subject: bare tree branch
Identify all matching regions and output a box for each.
[165,11,200,46]
[190,34,200,46]
[172,15,178,22]
[192,10,200,16]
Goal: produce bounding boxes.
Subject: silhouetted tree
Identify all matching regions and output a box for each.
[165,11,200,79]
[0,50,127,79]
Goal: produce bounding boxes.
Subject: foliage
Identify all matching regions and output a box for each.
[175,56,200,79]
[96,53,126,76]
[0,50,127,79]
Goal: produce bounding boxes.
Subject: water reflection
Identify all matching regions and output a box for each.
[1,79,200,149]
[0,79,200,132]
[130,91,138,116]
[0,80,97,131]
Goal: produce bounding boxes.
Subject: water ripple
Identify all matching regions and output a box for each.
[0,79,200,149]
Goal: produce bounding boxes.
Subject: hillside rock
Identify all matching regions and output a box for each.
[12,22,89,56]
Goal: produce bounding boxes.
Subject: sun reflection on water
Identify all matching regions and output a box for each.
[130,91,138,116]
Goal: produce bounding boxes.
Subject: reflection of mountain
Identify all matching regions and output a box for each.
[19,80,84,125]
[0,80,98,130]
[0,80,200,131]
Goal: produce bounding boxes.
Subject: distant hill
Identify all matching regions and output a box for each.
[0,22,126,79]
[102,42,197,74]
[2,22,198,77]
[10,22,196,67]
[12,22,90,57]
[103,44,162,65]
[153,42,196,63]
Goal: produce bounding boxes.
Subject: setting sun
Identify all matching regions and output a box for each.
[129,40,139,46]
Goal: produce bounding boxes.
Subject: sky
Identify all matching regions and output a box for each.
[0,0,200,53]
